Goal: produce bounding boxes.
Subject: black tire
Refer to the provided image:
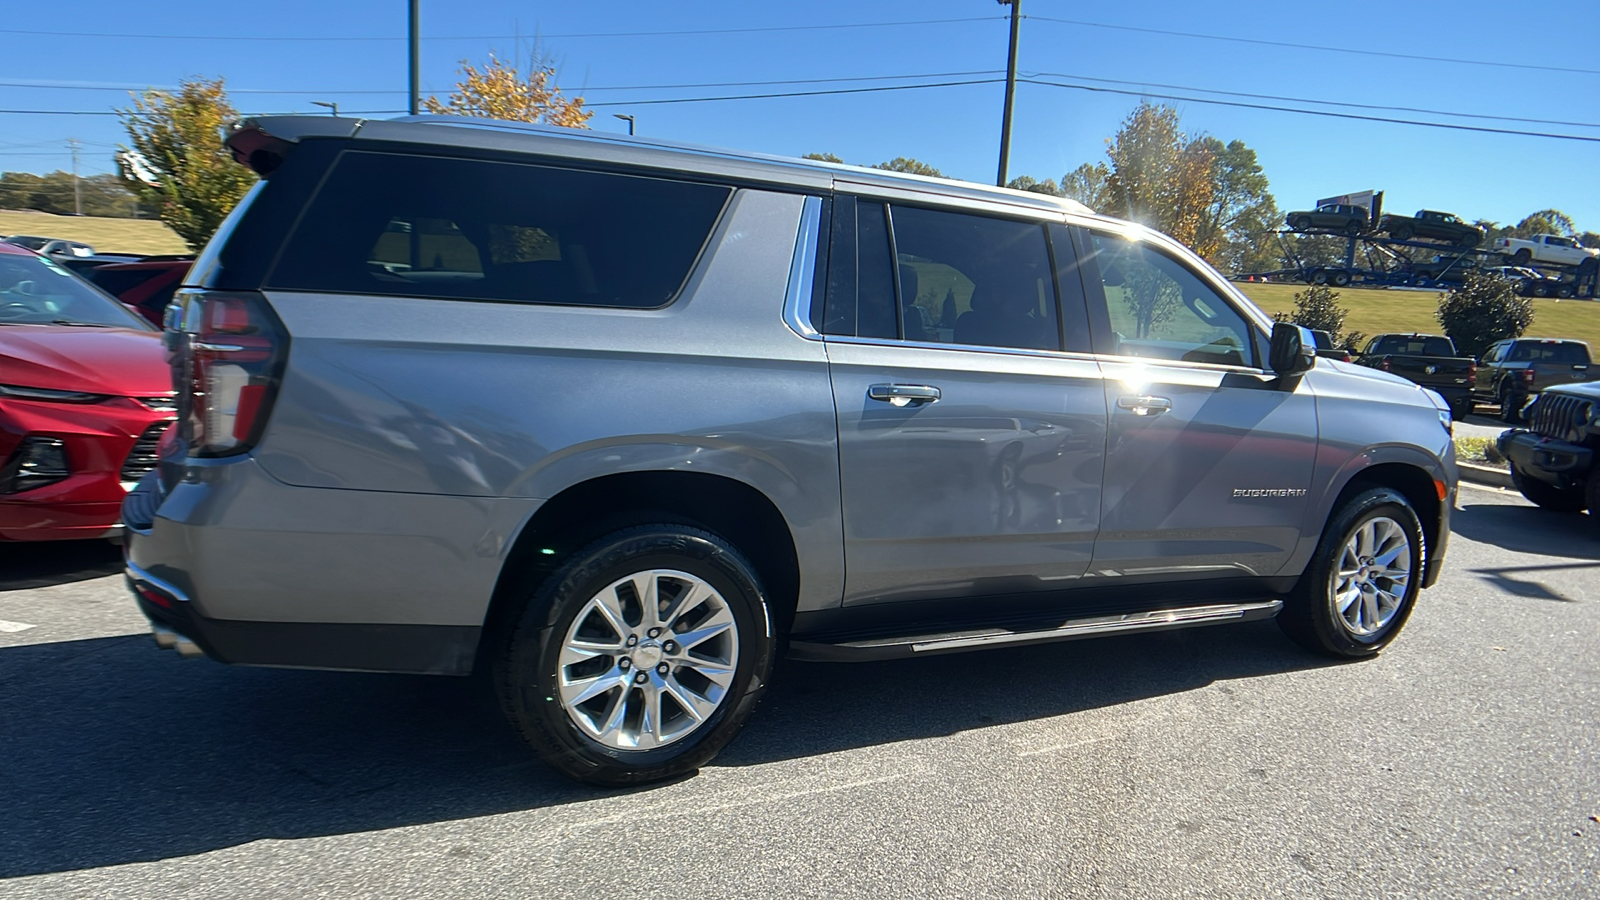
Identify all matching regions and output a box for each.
[1532,281,1551,298]
[1391,225,1414,241]
[496,524,775,786]
[1345,220,1365,237]
[1292,216,1313,232]
[1331,270,1352,287]
[1278,487,1424,658]
[1448,396,1474,421]
[1499,383,1524,423]
[1457,233,1481,248]
[1557,284,1575,299]
[1577,256,1598,276]
[1510,464,1586,512]
[1511,249,1533,267]
[1310,269,1328,285]
[1587,470,1600,531]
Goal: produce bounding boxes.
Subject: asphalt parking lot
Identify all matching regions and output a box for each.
[1,483,1596,899]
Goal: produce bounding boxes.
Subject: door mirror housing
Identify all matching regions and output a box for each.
[1270,322,1317,376]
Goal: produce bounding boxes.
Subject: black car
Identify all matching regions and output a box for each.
[1286,204,1371,236]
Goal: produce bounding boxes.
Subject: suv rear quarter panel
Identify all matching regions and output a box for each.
[243,188,844,620]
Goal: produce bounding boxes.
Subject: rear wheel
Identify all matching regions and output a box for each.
[1278,487,1423,658]
[1310,269,1328,285]
[1292,216,1313,232]
[1532,281,1551,298]
[1331,270,1352,287]
[496,524,775,786]
[1391,226,1414,241]
[1512,249,1533,267]
[1345,220,1365,237]
[1557,284,1575,299]
[1510,464,1586,512]
[1499,383,1524,423]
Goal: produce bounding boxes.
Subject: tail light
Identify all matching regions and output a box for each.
[1522,368,1535,385]
[1467,362,1477,384]
[168,290,288,457]
[1379,356,1391,372]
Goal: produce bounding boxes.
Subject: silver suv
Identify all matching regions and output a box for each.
[124,115,1457,785]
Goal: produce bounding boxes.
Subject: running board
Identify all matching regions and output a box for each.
[787,600,1282,662]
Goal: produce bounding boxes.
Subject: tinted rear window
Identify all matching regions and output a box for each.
[87,268,161,297]
[1513,341,1590,364]
[1370,335,1455,357]
[267,151,731,308]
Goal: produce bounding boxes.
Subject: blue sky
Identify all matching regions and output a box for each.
[1,0,1596,232]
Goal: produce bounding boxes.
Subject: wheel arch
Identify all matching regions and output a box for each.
[480,470,803,663]
[1320,459,1446,588]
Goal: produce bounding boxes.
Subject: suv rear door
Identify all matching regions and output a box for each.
[824,196,1108,605]
[1076,225,1318,580]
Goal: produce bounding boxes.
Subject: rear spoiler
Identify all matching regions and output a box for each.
[226,116,363,176]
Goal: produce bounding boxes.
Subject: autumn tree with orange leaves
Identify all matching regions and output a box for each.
[1104,103,1218,257]
[423,53,592,128]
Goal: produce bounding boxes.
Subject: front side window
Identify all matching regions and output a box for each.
[269,151,730,308]
[0,252,153,329]
[1088,232,1254,368]
[890,205,1059,352]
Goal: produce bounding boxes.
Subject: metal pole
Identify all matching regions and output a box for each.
[614,114,635,135]
[408,0,420,115]
[69,138,81,216]
[996,0,1021,187]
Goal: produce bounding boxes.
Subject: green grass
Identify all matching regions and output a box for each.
[1235,282,1600,351]
[0,210,188,255]
[1453,436,1493,463]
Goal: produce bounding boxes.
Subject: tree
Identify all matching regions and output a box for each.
[1103,103,1217,252]
[423,52,592,127]
[118,77,258,251]
[1191,137,1279,273]
[1515,209,1575,238]
[872,157,944,178]
[802,152,844,163]
[0,171,147,218]
[1006,175,1063,196]
[1272,284,1360,348]
[1436,273,1534,360]
[1059,162,1110,210]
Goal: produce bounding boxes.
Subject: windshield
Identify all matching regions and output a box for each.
[0,252,155,329]
[3,236,48,251]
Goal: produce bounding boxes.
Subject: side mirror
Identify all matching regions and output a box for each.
[1270,322,1317,376]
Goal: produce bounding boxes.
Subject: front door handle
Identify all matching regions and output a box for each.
[868,383,941,407]
[1117,394,1172,416]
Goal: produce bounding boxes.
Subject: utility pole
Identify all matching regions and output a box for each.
[995,0,1021,187]
[408,0,421,115]
[68,137,81,216]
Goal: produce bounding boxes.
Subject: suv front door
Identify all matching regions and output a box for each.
[1077,226,1318,581]
[824,198,1108,605]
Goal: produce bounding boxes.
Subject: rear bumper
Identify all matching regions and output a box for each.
[121,455,535,674]
[1498,429,1593,487]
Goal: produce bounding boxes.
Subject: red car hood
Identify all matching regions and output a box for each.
[0,326,170,396]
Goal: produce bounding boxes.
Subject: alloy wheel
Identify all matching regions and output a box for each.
[1329,516,1411,637]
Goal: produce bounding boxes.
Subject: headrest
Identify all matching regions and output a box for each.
[898,264,919,305]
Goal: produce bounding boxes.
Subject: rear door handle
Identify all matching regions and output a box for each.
[1117,394,1172,416]
[868,383,941,406]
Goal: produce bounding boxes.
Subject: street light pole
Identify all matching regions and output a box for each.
[408,0,421,115]
[613,114,635,135]
[312,101,340,117]
[995,0,1021,187]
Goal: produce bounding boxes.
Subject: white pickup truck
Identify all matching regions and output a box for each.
[1494,234,1600,269]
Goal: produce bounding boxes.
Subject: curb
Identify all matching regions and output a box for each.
[1459,461,1513,489]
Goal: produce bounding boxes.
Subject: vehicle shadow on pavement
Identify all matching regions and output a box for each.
[1449,500,1600,561]
[0,540,122,592]
[0,620,1331,877]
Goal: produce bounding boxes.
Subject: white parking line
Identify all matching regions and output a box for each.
[0,619,38,633]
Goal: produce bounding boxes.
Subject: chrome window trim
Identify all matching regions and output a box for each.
[820,333,1101,365]
[782,195,824,340]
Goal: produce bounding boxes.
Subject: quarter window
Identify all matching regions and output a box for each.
[1088,232,1254,368]
[269,151,730,308]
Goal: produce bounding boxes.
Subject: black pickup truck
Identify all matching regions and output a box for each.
[1378,210,1485,248]
[1355,333,1477,419]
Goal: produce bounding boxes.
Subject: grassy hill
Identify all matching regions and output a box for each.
[0,210,188,255]
[1236,282,1600,351]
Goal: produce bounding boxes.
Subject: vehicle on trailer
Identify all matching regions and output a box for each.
[1493,234,1599,270]
[1473,338,1593,423]
[1354,333,1477,420]
[1310,329,1353,363]
[1483,265,1556,297]
[0,242,173,541]
[1285,204,1371,236]
[1,235,96,258]
[1378,211,1484,248]
[1497,382,1600,526]
[1408,254,1480,289]
[121,114,1458,786]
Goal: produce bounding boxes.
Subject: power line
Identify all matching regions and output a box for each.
[1028,15,1600,77]
[1022,77,1600,143]
[0,16,1001,43]
[580,78,1006,107]
[1028,71,1600,130]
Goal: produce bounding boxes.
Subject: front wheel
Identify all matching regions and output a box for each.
[1278,487,1424,658]
[1391,226,1414,241]
[1292,216,1313,232]
[1511,464,1586,512]
[1511,249,1532,267]
[496,524,775,786]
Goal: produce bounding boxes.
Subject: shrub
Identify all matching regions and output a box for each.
[1272,284,1354,346]
[1436,274,1534,359]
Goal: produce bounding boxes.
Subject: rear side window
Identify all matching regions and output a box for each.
[268,151,731,308]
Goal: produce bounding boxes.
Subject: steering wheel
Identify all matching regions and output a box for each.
[0,301,41,321]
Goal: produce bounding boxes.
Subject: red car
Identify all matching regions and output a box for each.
[0,243,174,541]
[82,256,192,327]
